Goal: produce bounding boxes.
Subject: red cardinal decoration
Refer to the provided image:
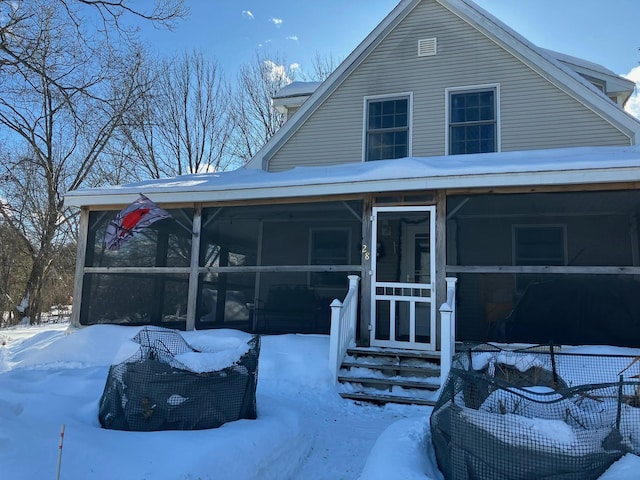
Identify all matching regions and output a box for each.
[105,194,171,251]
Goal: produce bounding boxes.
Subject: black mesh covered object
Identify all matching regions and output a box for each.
[99,326,260,431]
[430,344,640,480]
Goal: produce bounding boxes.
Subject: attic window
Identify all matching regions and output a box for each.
[418,38,437,57]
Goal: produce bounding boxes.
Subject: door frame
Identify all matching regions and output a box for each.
[370,205,436,350]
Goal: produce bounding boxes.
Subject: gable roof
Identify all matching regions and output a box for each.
[543,49,636,104]
[245,0,640,170]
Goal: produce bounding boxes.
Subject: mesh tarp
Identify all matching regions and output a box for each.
[99,326,260,431]
[430,344,640,480]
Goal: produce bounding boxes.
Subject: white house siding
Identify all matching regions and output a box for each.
[266,0,629,173]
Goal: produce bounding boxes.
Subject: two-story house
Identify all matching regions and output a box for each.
[66,0,640,367]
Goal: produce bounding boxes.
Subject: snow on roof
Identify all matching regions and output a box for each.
[542,49,624,81]
[65,146,640,207]
[273,81,322,99]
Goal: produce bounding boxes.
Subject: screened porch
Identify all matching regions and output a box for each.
[446,188,640,347]
[79,199,363,334]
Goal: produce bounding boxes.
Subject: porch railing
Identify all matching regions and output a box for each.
[439,277,458,386]
[328,275,361,382]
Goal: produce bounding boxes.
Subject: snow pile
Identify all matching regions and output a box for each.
[0,323,638,479]
[0,324,435,479]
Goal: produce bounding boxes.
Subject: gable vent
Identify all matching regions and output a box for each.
[418,38,437,57]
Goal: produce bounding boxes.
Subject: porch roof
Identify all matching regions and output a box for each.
[65,146,640,207]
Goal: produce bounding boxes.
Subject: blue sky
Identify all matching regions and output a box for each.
[136,0,639,78]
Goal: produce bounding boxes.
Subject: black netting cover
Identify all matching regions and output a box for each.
[99,326,260,431]
[430,344,640,480]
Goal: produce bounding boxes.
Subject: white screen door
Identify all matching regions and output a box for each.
[370,206,436,350]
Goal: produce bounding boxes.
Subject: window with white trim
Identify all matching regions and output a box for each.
[365,95,410,161]
[449,87,497,155]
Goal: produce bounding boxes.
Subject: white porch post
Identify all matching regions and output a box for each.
[439,277,458,385]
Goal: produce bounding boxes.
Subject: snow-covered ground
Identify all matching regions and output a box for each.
[0,322,638,479]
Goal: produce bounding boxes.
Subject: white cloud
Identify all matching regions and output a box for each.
[242,10,254,20]
[623,65,640,120]
[270,17,283,27]
[286,35,298,41]
[290,63,301,72]
[263,60,292,85]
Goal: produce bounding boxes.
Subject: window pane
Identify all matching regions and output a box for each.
[451,91,495,123]
[369,99,408,129]
[367,130,408,161]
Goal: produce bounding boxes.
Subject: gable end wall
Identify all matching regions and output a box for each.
[266,0,630,172]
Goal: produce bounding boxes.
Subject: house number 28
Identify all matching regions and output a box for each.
[361,244,370,260]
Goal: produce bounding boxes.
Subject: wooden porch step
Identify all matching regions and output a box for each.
[339,391,437,407]
[338,346,444,406]
[337,375,440,390]
[346,346,441,362]
[340,360,440,376]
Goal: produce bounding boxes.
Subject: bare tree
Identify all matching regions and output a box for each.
[229,51,298,164]
[0,218,29,325]
[0,1,158,324]
[76,0,185,24]
[118,50,234,178]
[302,51,341,82]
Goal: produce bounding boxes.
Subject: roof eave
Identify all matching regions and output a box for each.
[64,165,640,208]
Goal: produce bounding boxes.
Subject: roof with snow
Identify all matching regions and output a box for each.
[65,146,640,207]
[273,81,322,99]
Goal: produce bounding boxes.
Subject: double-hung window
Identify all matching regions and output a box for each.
[448,86,498,155]
[365,94,411,161]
